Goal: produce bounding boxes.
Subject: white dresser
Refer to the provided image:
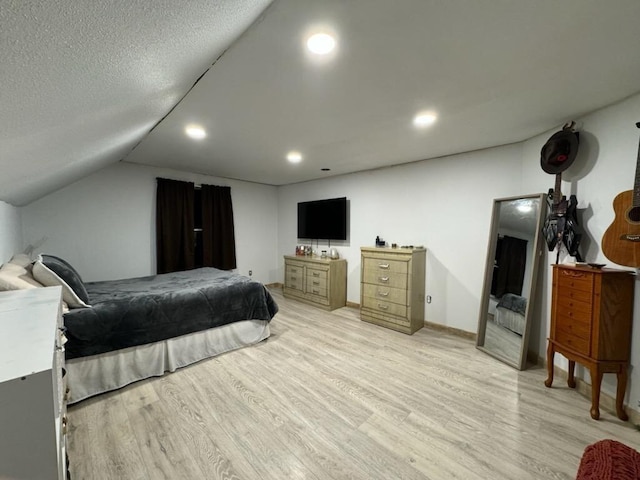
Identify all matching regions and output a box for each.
[0,286,68,479]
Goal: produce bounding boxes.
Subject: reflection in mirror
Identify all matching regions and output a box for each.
[476,193,547,370]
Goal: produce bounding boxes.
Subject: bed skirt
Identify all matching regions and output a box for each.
[66,319,270,404]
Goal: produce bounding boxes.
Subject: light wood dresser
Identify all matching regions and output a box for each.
[360,246,426,334]
[544,264,635,420]
[0,286,69,479]
[283,255,347,310]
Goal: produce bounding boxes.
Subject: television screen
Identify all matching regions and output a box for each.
[297,197,347,240]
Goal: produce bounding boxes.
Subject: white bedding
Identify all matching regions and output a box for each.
[66,319,270,404]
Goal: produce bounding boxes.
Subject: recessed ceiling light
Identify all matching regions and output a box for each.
[287,151,303,163]
[306,33,336,55]
[185,124,206,139]
[413,112,438,128]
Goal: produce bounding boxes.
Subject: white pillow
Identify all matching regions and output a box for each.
[0,270,39,291]
[0,262,44,289]
[32,261,90,308]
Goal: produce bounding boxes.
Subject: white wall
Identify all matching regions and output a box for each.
[277,143,525,331]
[0,200,22,262]
[21,162,279,284]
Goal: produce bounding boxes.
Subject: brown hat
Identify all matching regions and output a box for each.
[540,126,579,174]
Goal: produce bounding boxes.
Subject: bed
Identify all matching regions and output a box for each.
[21,254,278,404]
[494,293,527,335]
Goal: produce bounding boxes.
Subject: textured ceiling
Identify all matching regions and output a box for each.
[0,0,273,205]
[3,0,640,205]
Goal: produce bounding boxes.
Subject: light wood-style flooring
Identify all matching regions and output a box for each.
[67,289,640,479]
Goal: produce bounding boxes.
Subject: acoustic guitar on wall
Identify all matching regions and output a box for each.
[602,122,640,268]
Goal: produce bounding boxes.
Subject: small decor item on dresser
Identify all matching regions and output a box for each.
[329,248,339,259]
[375,236,386,247]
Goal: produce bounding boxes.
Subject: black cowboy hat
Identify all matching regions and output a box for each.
[540,126,579,174]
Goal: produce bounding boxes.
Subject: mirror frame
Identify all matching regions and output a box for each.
[476,193,547,370]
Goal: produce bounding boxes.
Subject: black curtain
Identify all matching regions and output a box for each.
[156,178,195,273]
[493,235,528,298]
[201,184,237,270]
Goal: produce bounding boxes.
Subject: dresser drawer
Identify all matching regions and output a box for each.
[362,269,407,289]
[285,261,305,275]
[306,267,328,281]
[361,309,410,328]
[306,283,327,298]
[362,297,407,317]
[555,313,591,340]
[362,284,408,305]
[306,274,327,290]
[556,269,593,293]
[557,286,592,304]
[285,271,304,291]
[555,328,590,356]
[362,257,408,275]
[555,296,592,321]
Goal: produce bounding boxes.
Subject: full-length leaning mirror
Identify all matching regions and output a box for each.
[476,193,547,370]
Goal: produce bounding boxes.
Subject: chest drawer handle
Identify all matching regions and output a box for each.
[379,276,389,283]
[312,272,320,277]
[313,281,320,286]
[377,290,389,297]
[312,289,320,294]
[291,276,297,281]
[378,263,390,269]
[377,303,389,310]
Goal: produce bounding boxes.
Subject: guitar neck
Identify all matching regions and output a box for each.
[553,173,562,207]
[634,131,640,207]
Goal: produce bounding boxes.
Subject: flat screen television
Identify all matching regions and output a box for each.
[297,197,347,240]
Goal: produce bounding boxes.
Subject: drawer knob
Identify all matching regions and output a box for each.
[379,276,389,283]
[377,303,389,310]
[313,281,320,286]
[313,272,320,277]
[312,289,320,294]
[377,290,389,297]
[378,263,390,269]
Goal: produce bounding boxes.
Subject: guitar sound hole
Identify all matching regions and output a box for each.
[627,206,640,223]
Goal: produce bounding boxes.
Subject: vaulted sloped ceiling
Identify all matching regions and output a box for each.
[3,0,640,206]
[1,0,273,205]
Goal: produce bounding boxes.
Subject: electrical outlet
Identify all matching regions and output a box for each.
[248,270,253,277]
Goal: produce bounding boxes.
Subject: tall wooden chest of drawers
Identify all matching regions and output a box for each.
[360,246,426,334]
[283,255,347,310]
[544,264,634,420]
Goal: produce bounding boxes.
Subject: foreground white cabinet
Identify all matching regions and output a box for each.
[0,286,68,480]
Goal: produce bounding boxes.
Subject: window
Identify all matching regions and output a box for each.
[156,178,236,273]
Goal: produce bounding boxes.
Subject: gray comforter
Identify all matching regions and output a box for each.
[64,268,278,359]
